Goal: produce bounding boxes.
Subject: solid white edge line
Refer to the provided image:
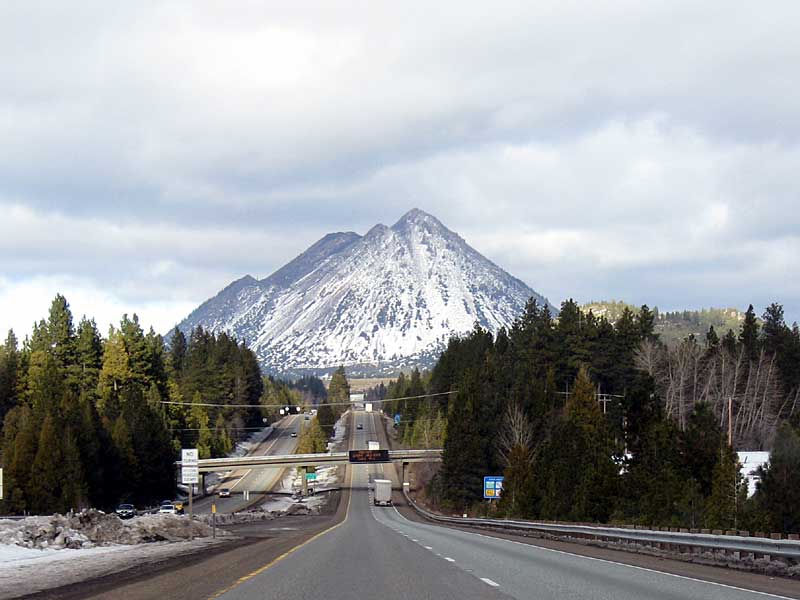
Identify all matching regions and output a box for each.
[388,505,797,600]
[481,577,499,587]
[445,557,455,562]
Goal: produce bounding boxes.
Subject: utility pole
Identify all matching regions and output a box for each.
[728,395,733,447]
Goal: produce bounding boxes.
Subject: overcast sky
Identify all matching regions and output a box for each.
[2,1,799,338]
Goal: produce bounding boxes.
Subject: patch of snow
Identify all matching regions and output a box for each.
[175,210,550,374]
[0,510,221,552]
[0,538,227,599]
[737,451,770,497]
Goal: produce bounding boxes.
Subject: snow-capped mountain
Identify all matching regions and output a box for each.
[174,209,552,376]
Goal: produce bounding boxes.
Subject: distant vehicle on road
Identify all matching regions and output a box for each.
[173,500,185,514]
[356,423,363,430]
[291,431,298,438]
[158,504,177,514]
[218,488,231,498]
[115,504,136,519]
[368,440,380,450]
[373,479,392,506]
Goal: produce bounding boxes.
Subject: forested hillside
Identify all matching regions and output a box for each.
[583,300,749,346]
[0,295,273,514]
[413,299,800,533]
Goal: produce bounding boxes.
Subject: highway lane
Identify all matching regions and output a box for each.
[216,410,506,600]
[214,410,797,600]
[192,414,302,514]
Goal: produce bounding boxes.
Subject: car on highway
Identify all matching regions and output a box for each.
[218,488,231,498]
[115,504,136,519]
[172,500,185,514]
[158,503,177,515]
[291,431,298,437]
[356,423,363,430]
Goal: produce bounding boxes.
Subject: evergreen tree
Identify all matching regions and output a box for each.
[45,294,78,387]
[754,423,800,533]
[98,328,131,417]
[721,328,738,355]
[75,318,103,396]
[0,330,20,424]
[540,367,618,522]
[705,445,747,530]
[189,391,213,458]
[705,325,719,350]
[680,403,724,497]
[441,370,487,509]
[739,305,760,362]
[637,305,658,341]
[111,415,139,501]
[30,414,62,513]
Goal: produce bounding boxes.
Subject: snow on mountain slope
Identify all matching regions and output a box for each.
[173,209,552,375]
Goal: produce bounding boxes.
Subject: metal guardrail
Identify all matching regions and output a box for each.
[180,449,443,472]
[403,490,800,560]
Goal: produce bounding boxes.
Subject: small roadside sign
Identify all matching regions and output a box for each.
[483,476,504,499]
[181,449,199,485]
[182,448,199,465]
[305,472,317,481]
[182,465,199,485]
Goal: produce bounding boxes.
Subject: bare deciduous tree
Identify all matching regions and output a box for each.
[496,402,535,466]
[635,341,783,448]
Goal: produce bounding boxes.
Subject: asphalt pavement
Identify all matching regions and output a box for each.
[215,410,799,600]
[192,414,302,514]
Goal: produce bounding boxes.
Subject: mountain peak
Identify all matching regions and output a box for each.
[391,208,447,233]
[174,210,552,376]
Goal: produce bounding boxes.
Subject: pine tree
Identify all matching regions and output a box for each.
[721,328,738,355]
[705,445,747,530]
[739,305,760,362]
[680,403,723,497]
[754,423,800,533]
[189,392,213,458]
[75,318,103,396]
[45,294,78,387]
[30,413,62,513]
[169,327,187,375]
[98,328,131,417]
[637,305,658,341]
[441,370,487,509]
[0,330,20,424]
[112,415,139,501]
[705,325,719,350]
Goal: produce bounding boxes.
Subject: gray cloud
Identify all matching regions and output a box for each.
[1,1,799,335]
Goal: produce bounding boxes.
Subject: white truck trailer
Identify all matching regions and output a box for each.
[368,440,380,450]
[373,479,392,506]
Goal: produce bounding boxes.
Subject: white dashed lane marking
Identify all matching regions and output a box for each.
[481,578,499,588]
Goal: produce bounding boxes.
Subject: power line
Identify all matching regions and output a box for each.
[159,390,458,409]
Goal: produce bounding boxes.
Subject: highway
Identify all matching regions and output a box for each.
[192,414,302,514]
[214,410,798,600]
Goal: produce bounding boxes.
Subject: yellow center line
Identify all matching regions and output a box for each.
[207,415,353,600]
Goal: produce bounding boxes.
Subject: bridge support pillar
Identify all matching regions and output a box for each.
[301,466,308,496]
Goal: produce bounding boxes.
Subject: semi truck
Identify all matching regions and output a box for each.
[368,440,380,450]
[373,479,392,506]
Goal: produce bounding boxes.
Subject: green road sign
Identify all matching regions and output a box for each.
[305,472,317,481]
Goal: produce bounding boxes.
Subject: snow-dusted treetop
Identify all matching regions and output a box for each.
[174,209,552,375]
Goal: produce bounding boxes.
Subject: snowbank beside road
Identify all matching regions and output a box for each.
[0,537,228,600]
[0,510,221,551]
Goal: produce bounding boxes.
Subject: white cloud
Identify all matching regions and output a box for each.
[0,275,197,339]
[0,1,799,329]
